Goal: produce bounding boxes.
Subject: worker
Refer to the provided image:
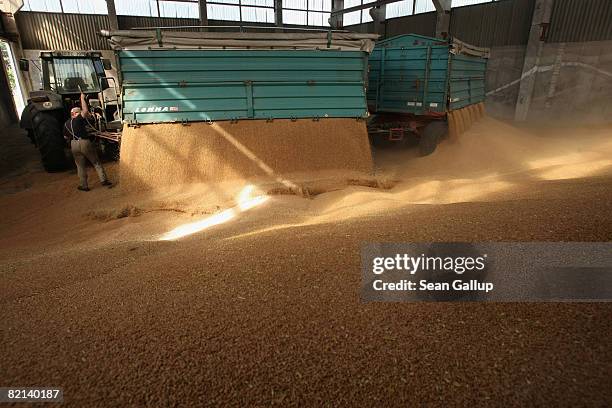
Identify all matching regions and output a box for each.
[63,92,112,191]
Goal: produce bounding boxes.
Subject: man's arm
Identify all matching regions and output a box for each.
[80,92,89,117]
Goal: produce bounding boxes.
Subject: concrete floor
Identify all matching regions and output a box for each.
[0,121,611,406]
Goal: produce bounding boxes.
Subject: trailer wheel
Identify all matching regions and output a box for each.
[419,121,447,156]
[31,109,69,172]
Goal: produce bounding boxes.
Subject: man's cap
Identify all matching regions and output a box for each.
[71,107,82,114]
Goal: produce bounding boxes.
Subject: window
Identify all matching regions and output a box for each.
[159,1,199,18]
[413,0,435,14]
[59,0,107,14]
[308,11,328,26]
[48,58,100,93]
[242,6,275,23]
[207,3,240,21]
[208,0,274,23]
[361,0,375,22]
[19,0,335,27]
[243,0,274,6]
[283,9,306,25]
[21,0,63,12]
[386,0,412,19]
[282,0,330,26]
[342,0,376,26]
[115,0,160,17]
[453,0,495,6]
[386,0,496,20]
[342,0,359,25]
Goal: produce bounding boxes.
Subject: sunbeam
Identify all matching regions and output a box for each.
[159,184,269,241]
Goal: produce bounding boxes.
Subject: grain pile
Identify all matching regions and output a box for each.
[119,119,373,191]
[447,102,486,141]
[307,117,612,224]
[376,116,612,181]
[2,122,612,407]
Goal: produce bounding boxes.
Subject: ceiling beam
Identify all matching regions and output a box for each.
[330,0,401,16]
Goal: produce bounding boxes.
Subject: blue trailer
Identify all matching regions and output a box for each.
[102,29,377,125]
[100,29,379,186]
[367,34,489,155]
[118,49,370,124]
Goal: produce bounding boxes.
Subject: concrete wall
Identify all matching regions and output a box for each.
[445,40,612,123]
[467,39,612,123]
[526,40,612,124]
[484,45,527,120]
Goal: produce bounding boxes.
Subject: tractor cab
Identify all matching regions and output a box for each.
[39,51,119,122]
[41,52,105,94]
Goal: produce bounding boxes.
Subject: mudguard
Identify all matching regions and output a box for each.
[20,91,64,131]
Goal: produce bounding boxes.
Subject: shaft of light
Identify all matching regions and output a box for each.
[238,190,269,211]
[160,209,236,241]
[159,185,269,241]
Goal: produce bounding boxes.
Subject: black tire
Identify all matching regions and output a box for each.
[26,129,36,145]
[31,109,69,172]
[419,121,448,157]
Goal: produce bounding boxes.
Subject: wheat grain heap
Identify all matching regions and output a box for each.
[120,119,373,191]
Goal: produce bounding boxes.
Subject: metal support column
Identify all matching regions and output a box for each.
[514,0,554,122]
[199,0,209,27]
[274,0,283,27]
[432,0,451,39]
[106,0,119,31]
[370,5,386,36]
[330,0,344,29]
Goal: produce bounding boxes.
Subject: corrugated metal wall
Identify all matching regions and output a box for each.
[344,21,375,34]
[117,15,199,30]
[345,13,435,38]
[118,17,278,32]
[385,12,437,38]
[548,0,612,43]
[450,0,535,46]
[15,12,111,50]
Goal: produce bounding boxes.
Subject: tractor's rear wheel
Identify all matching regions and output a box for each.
[419,121,448,157]
[31,109,69,172]
[26,129,36,145]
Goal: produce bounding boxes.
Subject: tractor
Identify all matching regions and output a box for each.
[19,51,121,172]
